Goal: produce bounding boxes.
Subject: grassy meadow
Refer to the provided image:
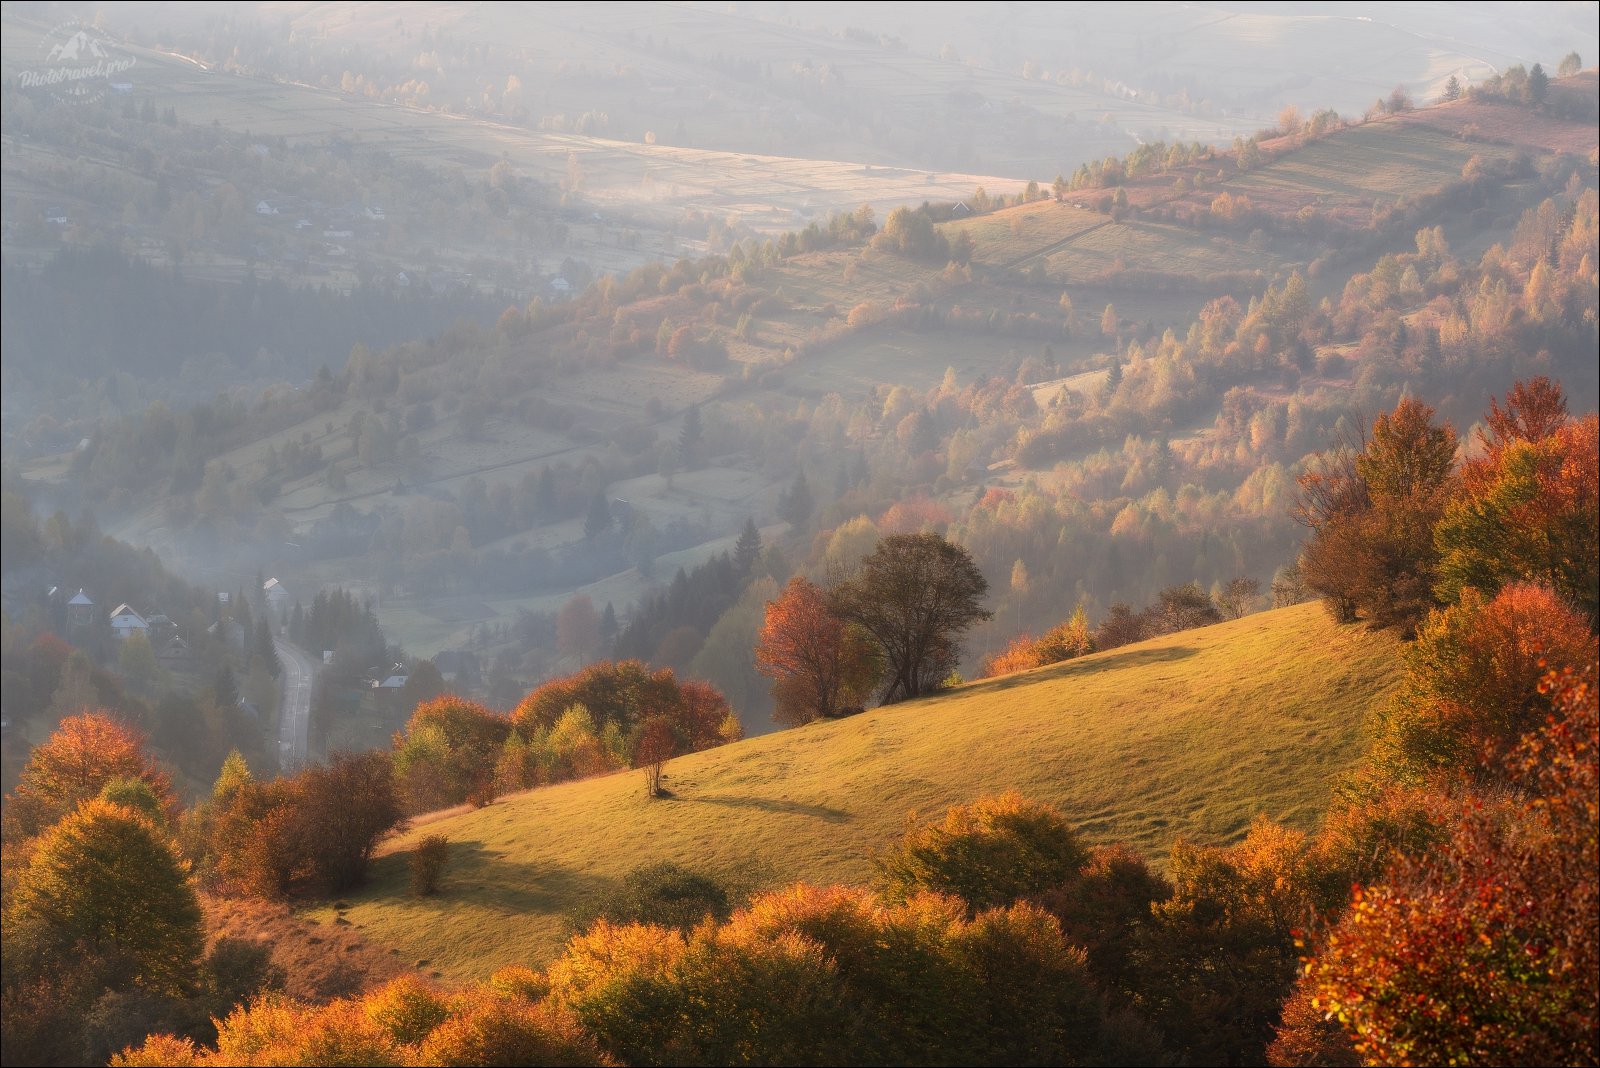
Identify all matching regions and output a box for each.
[309,602,1400,981]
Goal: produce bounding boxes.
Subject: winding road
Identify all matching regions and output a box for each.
[274,636,317,770]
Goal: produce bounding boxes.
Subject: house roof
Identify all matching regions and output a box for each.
[263,577,283,592]
[68,589,94,606]
[109,604,148,626]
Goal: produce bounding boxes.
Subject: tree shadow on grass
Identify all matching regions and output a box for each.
[668,793,853,824]
[969,644,1201,693]
[391,840,614,916]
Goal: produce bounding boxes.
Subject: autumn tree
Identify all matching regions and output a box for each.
[830,532,991,703]
[1302,664,1598,1065]
[392,696,511,812]
[397,659,445,710]
[875,793,1088,913]
[6,712,174,841]
[1137,818,1331,1065]
[1296,398,1457,633]
[1217,577,1261,620]
[754,576,880,725]
[1435,378,1598,625]
[632,715,677,798]
[7,798,203,998]
[556,594,602,664]
[1145,582,1222,634]
[547,881,1120,1067]
[1367,582,1595,786]
[293,750,405,892]
[512,660,737,754]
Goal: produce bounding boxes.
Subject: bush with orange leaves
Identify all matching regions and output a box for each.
[1294,664,1597,1066]
[980,606,1096,678]
[112,976,611,1067]
[1367,581,1596,786]
[545,882,1115,1066]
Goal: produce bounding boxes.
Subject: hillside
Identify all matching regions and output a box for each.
[311,602,1400,981]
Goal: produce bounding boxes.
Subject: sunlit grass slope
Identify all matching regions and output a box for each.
[319,603,1399,981]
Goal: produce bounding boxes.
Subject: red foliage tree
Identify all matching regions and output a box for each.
[1296,398,1457,633]
[1302,663,1598,1065]
[1371,582,1596,784]
[1436,378,1598,624]
[632,716,677,798]
[754,576,880,725]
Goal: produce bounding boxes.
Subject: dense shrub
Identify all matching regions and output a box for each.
[410,835,450,896]
[874,792,1088,913]
[582,861,732,933]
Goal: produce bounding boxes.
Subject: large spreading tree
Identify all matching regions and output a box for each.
[830,532,991,703]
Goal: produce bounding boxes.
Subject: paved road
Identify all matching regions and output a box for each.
[274,636,317,770]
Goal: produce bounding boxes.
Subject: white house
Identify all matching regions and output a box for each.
[262,577,290,612]
[66,588,96,628]
[108,603,149,641]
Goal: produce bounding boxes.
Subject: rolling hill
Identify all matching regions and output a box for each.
[310,601,1400,982]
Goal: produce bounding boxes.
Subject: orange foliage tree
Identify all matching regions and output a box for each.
[1295,397,1458,634]
[512,660,737,755]
[981,605,1095,678]
[546,883,1118,1067]
[1368,582,1596,784]
[5,712,175,840]
[754,576,880,725]
[8,795,202,984]
[391,695,511,812]
[1435,377,1599,624]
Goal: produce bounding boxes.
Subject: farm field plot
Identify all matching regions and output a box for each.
[787,333,1052,394]
[1044,220,1291,285]
[948,201,1109,268]
[1229,122,1510,209]
[1392,76,1600,156]
[312,603,1400,981]
[0,20,1026,238]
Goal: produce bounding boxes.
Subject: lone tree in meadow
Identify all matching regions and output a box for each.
[633,715,678,798]
[830,532,991,703]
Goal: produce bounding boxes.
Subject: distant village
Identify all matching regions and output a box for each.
[41,577,414,694]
